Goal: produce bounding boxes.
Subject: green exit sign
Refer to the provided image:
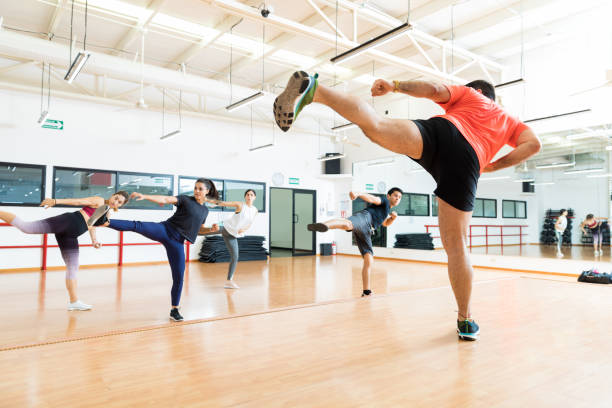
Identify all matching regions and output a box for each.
[42,119,63,130]
[365,183,374,191]
[289,177,300,185]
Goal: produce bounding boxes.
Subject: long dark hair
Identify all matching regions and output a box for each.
[196,178,219,199]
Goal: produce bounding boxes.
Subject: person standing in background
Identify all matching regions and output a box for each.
[554,209,568,258]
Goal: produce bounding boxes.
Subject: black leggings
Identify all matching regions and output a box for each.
[11,212,87,279]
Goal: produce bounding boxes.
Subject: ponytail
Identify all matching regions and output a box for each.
[196,178,219,199]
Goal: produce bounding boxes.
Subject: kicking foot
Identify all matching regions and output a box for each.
[274,71,318,132]
[67,300,92,311]
[457,319,480,341]
[307,223,328,233]
[169,308,184,322]
[224,280,240,289]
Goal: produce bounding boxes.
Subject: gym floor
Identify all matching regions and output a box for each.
[1,256,611,406]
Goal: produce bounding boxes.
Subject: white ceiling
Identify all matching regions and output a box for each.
[0,0,609,153]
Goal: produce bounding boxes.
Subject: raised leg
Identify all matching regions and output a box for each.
[313,83,424,159]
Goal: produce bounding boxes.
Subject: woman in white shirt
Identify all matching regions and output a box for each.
[554,209,568,257]
[205,189,259,289]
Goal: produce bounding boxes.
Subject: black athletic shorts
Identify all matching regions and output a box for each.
[412,117,480,212]
[348,210,373,256]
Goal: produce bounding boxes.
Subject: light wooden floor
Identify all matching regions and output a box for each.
[2,256,612,407]
[468,243,610,261]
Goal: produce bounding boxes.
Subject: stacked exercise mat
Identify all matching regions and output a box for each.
[199,235,268,263]
[540,209,573,246]
[394,233,435,250]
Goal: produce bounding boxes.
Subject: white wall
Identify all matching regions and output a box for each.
[0,89,340,269]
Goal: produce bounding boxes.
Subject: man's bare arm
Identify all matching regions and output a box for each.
[483,129,541,173]
[371,79,450,103]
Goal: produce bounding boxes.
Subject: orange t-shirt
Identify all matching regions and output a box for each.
[435,85,530,172]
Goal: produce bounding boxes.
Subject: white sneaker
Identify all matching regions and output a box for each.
[68,300,93,311]
[224,280,240,289]
[556,252,563,258]
[599,250,604,256]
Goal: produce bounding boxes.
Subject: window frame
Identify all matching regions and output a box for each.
[394,192,430,217]
[431,194,438,217]
[178,176,225,212]
[52,166,117,208]
[0,161,46,207]
[222,178,267,213]
[502,199,527,219]
[117,170,175,210]
[472,198,497,219]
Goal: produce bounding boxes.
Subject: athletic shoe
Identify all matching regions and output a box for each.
[307,223,329,233]
[457,319,480,341]
[556,252,563,258]
[361,290,372,297]
[169,308,183,322]
[224,280,240,289]
[274,71,318,132]
[86,204,110,227]
[67,300,92,311]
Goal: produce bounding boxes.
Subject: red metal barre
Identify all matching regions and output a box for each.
[425,224,528,249]
[0,223,191,270]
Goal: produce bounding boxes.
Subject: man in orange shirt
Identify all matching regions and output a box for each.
[274,71,541,341]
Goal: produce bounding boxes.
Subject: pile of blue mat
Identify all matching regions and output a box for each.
[198,235,268,263]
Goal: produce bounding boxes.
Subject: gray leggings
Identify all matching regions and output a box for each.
[203,227,239,280]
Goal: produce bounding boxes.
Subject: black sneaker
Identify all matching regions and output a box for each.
[307,223,329,232]
[169,308,183,322]
[361,290,372,297]
[457,319,480,341]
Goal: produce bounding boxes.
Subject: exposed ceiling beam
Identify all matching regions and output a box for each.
[206,0,471,83]
[111,0,166,55]
[211,7,329,80]
[435,0,552,41]
[0,61,36,75]
[47,0,68,39]
[169,14,243,67]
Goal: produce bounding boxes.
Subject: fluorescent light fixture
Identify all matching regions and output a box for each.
[225,92,265,112]
[479,176,511,181]
[587,173,612,178]
[524,109,591,124]
[513,178,535,183]
[249,144,274,152]
[37,110,49,126]
[494,78,524,89]
[531,182,555,186]
[368,159,395,167]
[318,153,345,161]
[332,122,359,132]
[566,130,608,140]
[564,168,603,175]
[160,129,181,140]
[535,162,575,169]
[331,22,412,64]
[64,52,90,84]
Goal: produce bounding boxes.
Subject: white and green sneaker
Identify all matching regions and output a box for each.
[274,71,318,132]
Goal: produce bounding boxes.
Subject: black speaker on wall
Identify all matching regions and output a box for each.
[522,181,535,193]
[324,154,341,174]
